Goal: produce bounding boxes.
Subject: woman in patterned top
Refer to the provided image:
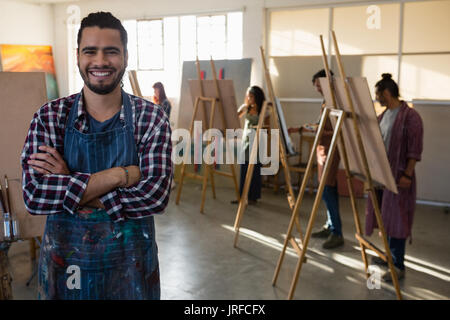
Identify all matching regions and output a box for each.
[231,86,265,205]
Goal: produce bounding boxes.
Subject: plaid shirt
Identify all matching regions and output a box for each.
[21,91,172,222]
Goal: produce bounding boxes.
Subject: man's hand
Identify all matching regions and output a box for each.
[27,146,70,175]
[398,175,412,189]
[83,198,105,210]
[302,124,318,133]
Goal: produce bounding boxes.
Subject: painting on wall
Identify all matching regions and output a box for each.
[0,44,59,100]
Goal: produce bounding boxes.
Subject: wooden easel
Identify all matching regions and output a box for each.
[175,57,240,213]
[128,70,143,97]
[233,46,302,248]
[272,32,402,300]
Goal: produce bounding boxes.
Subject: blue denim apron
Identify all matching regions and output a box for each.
[37,91,160,300]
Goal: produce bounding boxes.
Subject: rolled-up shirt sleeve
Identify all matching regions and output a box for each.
[100,103,173,220]
[21,107,91,215]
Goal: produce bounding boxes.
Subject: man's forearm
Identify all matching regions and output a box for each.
[83,198,105,209]
[404,159,417,177]
[79,167,124,206]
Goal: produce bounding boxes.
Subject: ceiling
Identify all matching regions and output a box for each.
[4,0,80,4]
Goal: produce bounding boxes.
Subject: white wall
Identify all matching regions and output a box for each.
[0,0,54,46]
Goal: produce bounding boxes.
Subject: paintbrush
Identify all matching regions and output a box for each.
[0,183,7,214]
[4,175,14,241]
[0,182,9,240]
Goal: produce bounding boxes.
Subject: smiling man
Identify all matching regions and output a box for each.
[21,12,172,300]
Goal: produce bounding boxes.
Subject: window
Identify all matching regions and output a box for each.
[401,54,450,100]
[68,23,83,94]
[68,12,243,98]
[268,1,450,101]
[269,8,329,56]
[333,4,399,55]
[137,19,164,70]
[122,12,243,97]
[403,0,450,53]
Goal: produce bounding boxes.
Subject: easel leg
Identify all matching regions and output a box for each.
[338,134,369,276]
[233,162,255,247]
[272,108,331,286]
[200,164,210,214]
[233,200,247,247]
[286,109,344,300]
[272,185,305,286]
[176,97,200,206]
[368,188,402,300]
[209,164,216,199]
[175,163,187,205]
[233,102,268,247]
[230,163,240,201]
[287,191,322,299]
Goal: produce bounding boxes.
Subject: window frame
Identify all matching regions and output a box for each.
[266,0,450,102]
[136,18,165,71]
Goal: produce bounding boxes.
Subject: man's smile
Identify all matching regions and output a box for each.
[88,69,114,79]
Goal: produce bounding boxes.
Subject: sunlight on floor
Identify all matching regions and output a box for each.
[219,224,449,300]
[353,246,450,282]
[221,225,335,274]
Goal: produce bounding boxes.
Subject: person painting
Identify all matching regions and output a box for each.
[152,82,171,118]
[21,12,172,299]
[289,69,344,249]
[231,86,265,205]
[367,73,423,282]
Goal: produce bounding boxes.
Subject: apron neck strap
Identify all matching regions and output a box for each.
[67,89,134,129]
[121,90,134,127]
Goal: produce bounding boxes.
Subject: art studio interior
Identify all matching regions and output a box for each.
[0,0,449,301]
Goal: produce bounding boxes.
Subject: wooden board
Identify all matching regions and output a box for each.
[188,79,241,131]
[128,70,142,97]
[177,59,251,130]
[320,76,398,194]
[0,72,48,241]
[413,100,450,203]
[274,97,296,156]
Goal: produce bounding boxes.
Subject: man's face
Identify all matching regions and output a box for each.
[376,88,387,106]
[313,78,323,96]
[77,26,127,95]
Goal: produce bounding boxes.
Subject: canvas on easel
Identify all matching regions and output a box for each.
[188,79,241,131]
[175,58,241,213]
[0,72,47,241]
[271,32,403,300]
[321,77,397,193]
[274,97,296,156]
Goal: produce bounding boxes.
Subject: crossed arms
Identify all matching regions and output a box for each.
[21,103,172,221]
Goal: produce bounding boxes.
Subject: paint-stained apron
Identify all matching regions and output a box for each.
[37,91,160,300]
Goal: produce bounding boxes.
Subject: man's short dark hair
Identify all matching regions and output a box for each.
[312,69,334,83]
[77,12,127,52]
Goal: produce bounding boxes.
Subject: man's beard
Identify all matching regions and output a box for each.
[78,65,125,95]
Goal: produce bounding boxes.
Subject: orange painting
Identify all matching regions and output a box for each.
[0,44,59,100]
